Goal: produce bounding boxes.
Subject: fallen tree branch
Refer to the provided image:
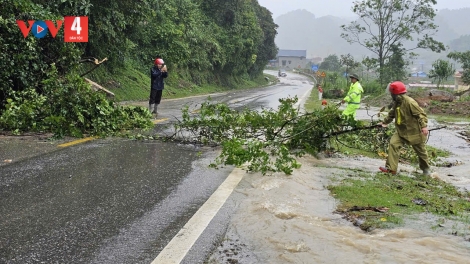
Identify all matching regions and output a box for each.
[323,124,381,138]
[79,57,108,77]
[324,125,448,139]
[79,57,108,65]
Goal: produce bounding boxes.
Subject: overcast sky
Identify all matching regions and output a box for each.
[258,0,470,19]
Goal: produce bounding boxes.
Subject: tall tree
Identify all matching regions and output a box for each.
[428,59,454,88]
[362,56,378,81]
[382,44,408,83]
[340,53,360,76]
[197,0,263,77]
[249,2,278,78]
[341,0,445,84]
[448,51,470,85]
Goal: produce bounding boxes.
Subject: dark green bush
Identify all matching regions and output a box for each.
[362,80,384,95]
[0,65,153,137]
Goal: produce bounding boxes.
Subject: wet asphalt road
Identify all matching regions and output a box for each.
[126,70,315,125]
[0,72,314,263]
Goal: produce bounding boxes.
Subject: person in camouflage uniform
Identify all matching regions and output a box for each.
[378,81,431,176]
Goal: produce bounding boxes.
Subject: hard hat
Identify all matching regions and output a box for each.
[349,73,360,81]
[389,81,407,95]
[154,58,164,65]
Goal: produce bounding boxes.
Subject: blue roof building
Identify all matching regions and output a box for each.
[411,71,427,78]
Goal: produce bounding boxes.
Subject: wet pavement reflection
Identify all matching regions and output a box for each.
[0,139,230,263]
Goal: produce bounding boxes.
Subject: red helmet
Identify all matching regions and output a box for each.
[154,58,164,65]
[389,81,407,95]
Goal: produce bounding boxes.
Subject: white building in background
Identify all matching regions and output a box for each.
[273,50,308,69]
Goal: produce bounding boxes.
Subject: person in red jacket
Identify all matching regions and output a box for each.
[149,58,168,115]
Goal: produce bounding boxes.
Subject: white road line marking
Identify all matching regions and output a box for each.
[295,85,313,110]
[151,168,245,264]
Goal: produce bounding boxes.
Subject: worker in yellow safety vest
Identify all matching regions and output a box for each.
[341,73,363,118]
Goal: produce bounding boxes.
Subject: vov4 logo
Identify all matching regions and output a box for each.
[16,16,88,42]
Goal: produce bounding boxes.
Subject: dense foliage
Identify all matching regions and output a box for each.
[0,0,278,136]
[381,44,409,83]
[428,59,455,87]
[448,51,470,85]
[0,64,153,137]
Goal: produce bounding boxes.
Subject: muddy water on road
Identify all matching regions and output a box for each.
[210,108,470,264]
[211,156,470,264]
[426,119,470,190]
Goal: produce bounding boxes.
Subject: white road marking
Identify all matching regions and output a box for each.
[295,83,314,110]
[151,168,245,264]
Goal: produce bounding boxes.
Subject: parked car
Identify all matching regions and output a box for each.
[278,69,287,77]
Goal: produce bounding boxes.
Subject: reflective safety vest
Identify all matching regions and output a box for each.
[343,82,363,104]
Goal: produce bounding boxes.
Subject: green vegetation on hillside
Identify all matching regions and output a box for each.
[0,0,278,137]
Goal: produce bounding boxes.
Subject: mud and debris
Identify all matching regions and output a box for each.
[458,131,470,142]
[365,89,470,118]
[207,231,259,264]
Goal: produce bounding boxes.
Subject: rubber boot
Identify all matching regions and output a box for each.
[149,104,155,114]
[153,104,159,114]
[379,166,397,175]
[422,168,431,176]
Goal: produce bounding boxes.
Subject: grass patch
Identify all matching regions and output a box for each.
[303,86,337,111]
[427,145,451,159]
[428,114,470,124]
[161,74,275,100]
[84,64,150,101]
[111,67,150,101]
[304,95,329,111]
[87,65,276,103]
[303,83,320,110]
[328,171,470,232]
